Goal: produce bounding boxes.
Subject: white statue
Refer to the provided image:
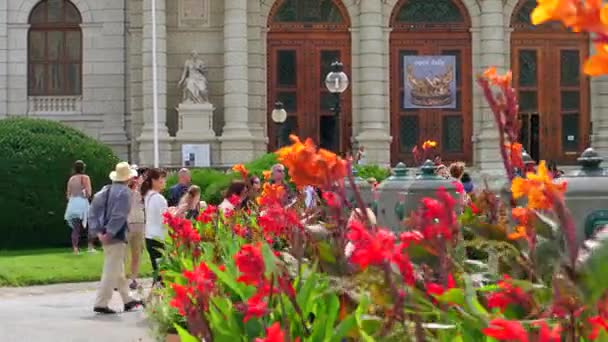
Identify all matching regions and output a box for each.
[178,50,209,104]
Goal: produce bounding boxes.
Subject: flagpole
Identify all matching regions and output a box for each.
[151,0,159,168]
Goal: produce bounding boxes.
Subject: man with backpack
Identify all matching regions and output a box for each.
[88,162,144,314]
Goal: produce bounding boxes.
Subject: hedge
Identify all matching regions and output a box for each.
[166,153,278,205]
[0,118,120,249]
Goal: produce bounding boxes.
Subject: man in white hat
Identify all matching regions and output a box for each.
[88,162,144,314]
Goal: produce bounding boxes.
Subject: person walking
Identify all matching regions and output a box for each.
[126,166,146,290]
[65,160,94,255]
[89,162,143,314]
[168,168,191,207]
[142,168,168,287]
[175,185,202,220]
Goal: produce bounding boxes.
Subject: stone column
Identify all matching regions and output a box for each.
[138,0,171,166]
[220,0,254,165]
[355,0,391,166]
[247,0,267,156]
[7,23,28,116]
[0,1,7,117]
[477,0,506,172]
[590,42,608,158]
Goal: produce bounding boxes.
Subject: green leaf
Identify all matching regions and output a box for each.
[463,275,489,321]
[207,263,246,300]
[331,314,357,342]
[261,243,278,276]
[323,295,340,341]
[317,241,336,263]
[174,324,199,342]
[435,288,465,306]
[355,296,375,342]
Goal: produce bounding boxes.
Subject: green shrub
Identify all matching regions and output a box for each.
[355,164,391,183]
[0,117,120,249]
[166,153,278,205]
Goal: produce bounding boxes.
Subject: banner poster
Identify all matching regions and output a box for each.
[403,56,456,109]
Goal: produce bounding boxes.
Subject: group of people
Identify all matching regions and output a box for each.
[63,159,297,314]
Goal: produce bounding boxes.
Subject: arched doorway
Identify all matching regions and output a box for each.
[267,0,351,153]
[511,0,590,164]
[389,0,472,165]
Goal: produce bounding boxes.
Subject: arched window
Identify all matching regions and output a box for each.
[272,0,343,23]
[395,0,464,23]
[28,0,82,96]
[511,0,564,31]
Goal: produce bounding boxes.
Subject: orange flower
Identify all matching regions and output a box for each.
[257,182,286,206]
[509,207,531,240]
[276,135,347,189]
[482,67,512,87]
[505,142,524,169]
[232,164,249,180]
[422,140,437,150]
[531,0,578,26]
[585,43,608,76]
[511,161,567,210]
[262,170,271,181]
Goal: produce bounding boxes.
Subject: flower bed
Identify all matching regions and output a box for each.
[146,3,608,341]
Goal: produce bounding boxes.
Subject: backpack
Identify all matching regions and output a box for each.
[88,185,112,235]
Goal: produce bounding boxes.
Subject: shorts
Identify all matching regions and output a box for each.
[127,223,145,253]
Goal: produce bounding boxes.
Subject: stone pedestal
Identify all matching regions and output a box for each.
[176,102,216,140]
[175,102,219,166]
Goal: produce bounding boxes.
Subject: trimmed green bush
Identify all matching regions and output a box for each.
[166,153,278,205]
[0,118,120,249]
[355,164,391,183]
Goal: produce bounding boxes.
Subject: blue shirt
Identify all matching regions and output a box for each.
[168,183,189,207]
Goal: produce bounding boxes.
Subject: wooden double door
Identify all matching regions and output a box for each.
[267,32,351,153]
[390,33,473,165]
[511,35,590,164]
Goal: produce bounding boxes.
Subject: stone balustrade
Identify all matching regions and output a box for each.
[28,96,82,114]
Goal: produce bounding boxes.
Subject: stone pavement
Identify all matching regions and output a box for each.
[0,281,155,342]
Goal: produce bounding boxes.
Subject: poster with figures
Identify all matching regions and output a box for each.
[403,56,456,109]
[182,144,210,167]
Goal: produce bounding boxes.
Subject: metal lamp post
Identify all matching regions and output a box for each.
[271,101,287,147]
[324,60,349,116]
[324,60,349,152]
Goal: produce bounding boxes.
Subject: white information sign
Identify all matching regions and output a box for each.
[182,144,210,167]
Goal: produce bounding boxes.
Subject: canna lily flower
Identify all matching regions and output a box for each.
[535,321,562,342]
[506,142,524,170]
[255,322,299,342]
[482,319,529,342]
[232,163,249,180]
[276,135,347,189]
[258,182,286,207]
[262,170,271,181]
[509,207,532,240]
[486,275,532,312]
[422,140,437,150]
[589,315,608,340]
[530,0,578,27]
[234,243,266,286]
[426,274,456,296]
[511,161,567,210]
[483,67,513,87]
[585,43,608,76]
[238,292,269,322]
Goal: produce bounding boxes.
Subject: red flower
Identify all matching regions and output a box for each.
[322,191,340,208]
[278,275,296,298]
[535,322,561,342]
[164,213,201,248]
[238,292,268,322]
[486,275,531,312]
[255,322,290,342]
[197,205,217,223]
[426,274,456,296]
[482,319,529,342]
[417,187,458,241]
[470,202,480,215]
[589,315,608,340]
[391,251,416,286]
[169,283,193,316]
[183,262,216,294]
[234,243,265,286]
[228,194,241,206]
[258,205,302,238]
[347,220,396,269]
[399,231,424,247]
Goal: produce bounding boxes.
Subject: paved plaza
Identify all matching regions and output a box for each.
[0,281,154,342]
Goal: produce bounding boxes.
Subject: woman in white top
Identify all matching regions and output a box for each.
[218,180,248,215]
[141,168,168,285]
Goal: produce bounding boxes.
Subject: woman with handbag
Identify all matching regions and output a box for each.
[64,160,94,255]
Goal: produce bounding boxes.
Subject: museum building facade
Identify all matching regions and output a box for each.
[1,0,607,169]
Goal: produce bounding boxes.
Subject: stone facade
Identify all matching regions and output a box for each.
[0,0,607,170]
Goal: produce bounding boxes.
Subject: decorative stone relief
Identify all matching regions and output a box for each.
[178,0,210,27]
